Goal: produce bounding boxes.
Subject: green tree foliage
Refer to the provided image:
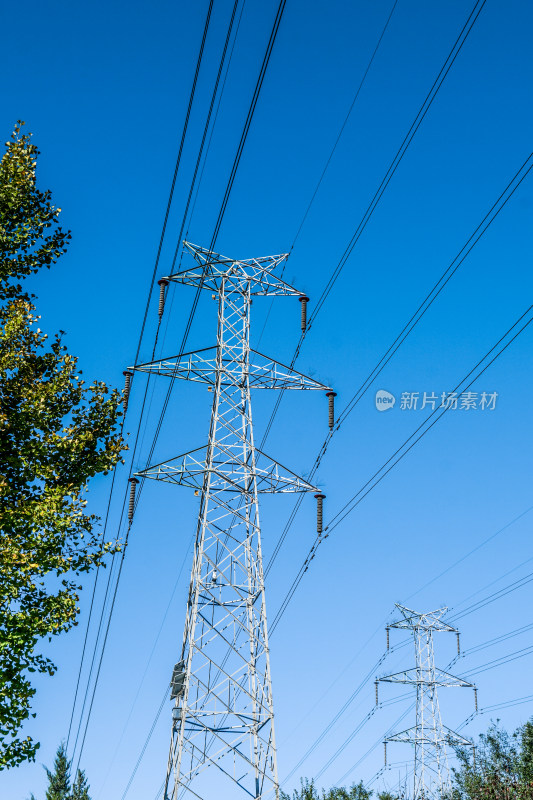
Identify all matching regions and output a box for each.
[281,778,320,800]
[29,743,92,800]
[519,721,533,788]
[71,768,91,800]
[451,720,533,799]
[45,743,71,800]
[282,778,373,800]
[0,123,126,768]
[283,720,533,800]
[0,125,71,298]
[328,784,373,800]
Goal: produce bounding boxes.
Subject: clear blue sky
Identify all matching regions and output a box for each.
[2,0,533,798]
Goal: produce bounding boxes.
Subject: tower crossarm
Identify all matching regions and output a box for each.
[385,726,472,748]
[379,668,474,688]
[386,727,448,746]
[130,346,329,391]
[390,604,457,633]
[162,241,305,296]
[442,727,474,748]
[136,444,318,493]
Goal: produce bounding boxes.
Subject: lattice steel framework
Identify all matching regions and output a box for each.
[379,604,475,800]
[132,242,329,800]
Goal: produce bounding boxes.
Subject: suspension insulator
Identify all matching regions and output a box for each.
[128,477,139,524]
[384,742,387,766]
[157,278,169,318]
[474,687,478,712]
[122,370,133,415]
[326,391,337,430]
[473,746,477,770]
[314,493,325,534]
[299,295,309,332]
[386,626,390,651]
[375,679,379,706]
[456,632,461,655]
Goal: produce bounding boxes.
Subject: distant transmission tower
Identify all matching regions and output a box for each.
[377,604,476,800]
[131,242,331,800]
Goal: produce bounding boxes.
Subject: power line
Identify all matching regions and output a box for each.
[253,0,496,585]
[214,309,531,788]
[320,651,466,788]
[260,143,533,598]
[451,568,533,623]
[461,621,533,658]
[335,149,533,428]
[257,0,398,345]
[119,686,169,800]
[327,305,533,533]
[126,0,249,514]
[133,0,214,366]
[260,0,484,356]
[269,304,533,635]
[210,0,287,247]
[217,8,508,652]
[151,0,248,380]
[283,559,533,790]
[130,0,288,521]
[451,554,533,615]
[85,0,524,788]
[249,0,487,534]
[281,653,389,784]
[141,0,466,776]
[101,6,291,794]
[65,0,215,758]
[73,531,131,773]
[69,452,136,767]
[404,504,533,604]
[474,693,533,715]
[168,0,244,276]
[66,463,120,750]
[463,644,533,679]
[336,703,414,788]
[317,615,533,786]
[206,296,533,786]
[291,0,398,252]
[120,0,248,490]
[139,561,533,799]
[95,532,195,799]
[69,546,122,759]
[307,0,487,328]
[69,0,256,762]
[282,605,506,784]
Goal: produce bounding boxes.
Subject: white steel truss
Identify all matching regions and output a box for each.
[133,242,329,800]
[378,604,475,800]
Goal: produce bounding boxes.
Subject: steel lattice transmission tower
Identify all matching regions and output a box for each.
[377,604,476,800]
[131,242,330,800]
